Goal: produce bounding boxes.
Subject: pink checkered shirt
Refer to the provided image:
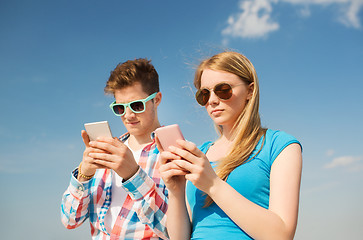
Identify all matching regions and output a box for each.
[61,133,169,239]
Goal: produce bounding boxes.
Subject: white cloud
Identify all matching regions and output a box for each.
[299,6,312,17]
[338,0,363,28]
[324,155,363,168]
[222,0,280,39]
[222,0,363,40]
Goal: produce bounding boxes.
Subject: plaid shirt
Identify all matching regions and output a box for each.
[61,133,169,239]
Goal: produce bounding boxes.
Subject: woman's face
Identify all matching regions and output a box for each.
[199,68,253,129]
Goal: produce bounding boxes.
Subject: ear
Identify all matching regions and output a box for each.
[154,92,162,107]
[247,82,254,100]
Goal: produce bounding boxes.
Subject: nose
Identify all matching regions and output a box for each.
[123,106,136,118]
[208,91,220,106]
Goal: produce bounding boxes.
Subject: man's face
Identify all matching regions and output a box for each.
[114,82,160,137]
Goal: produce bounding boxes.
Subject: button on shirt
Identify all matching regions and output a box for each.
[61,133,169,240]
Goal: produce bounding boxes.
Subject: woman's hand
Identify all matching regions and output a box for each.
[157,136,188,197]
[159,151,188,195]
[169,140,219,195]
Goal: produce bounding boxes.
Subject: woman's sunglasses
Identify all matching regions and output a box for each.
[195,83,243,106]
[110,92,157,116]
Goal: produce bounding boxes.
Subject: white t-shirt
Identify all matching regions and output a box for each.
[104,139,142,232]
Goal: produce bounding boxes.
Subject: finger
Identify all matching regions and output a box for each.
[92,159,115,169]
[81,130,90,148]
[89,162,109,169]
[159,151,181,165]
[172,159,195,173]
[163,169,187,178]
[176,140,203,157]
[168,145,198,164]
[160,161,187,172]
[87,147,108,154]
[81,157,108,170]
[88,152,114,162]
[84,154,108,165]
[159,162,188,178]
[89,140,117,153]
[96,136,122,147]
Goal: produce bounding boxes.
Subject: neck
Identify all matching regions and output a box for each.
[128,120,161,151]
[215,134,233,147]
[220,123,235,142]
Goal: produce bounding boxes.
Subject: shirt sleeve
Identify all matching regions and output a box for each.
[270,130,302,166]
[122,166,169,239]
[60,168,92,229]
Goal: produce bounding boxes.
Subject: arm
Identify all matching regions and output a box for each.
[172,141,302,240]
[61,131,99,229]
[158,150,191,240]
[122,166,170,239]
[60,169,92,229]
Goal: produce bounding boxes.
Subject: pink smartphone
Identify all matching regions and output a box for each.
[155,124,185,150]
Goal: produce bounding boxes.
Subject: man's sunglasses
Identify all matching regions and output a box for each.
[110,92,157,116]
[195,83,243,106]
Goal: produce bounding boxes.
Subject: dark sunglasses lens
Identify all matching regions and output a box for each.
[130,101,144,112]
[214,83,232,100]
[196,89,210,106]
[113,105,125,115]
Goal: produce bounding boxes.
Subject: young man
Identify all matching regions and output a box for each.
[61,58,168,239]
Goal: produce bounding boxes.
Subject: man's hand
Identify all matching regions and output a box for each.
[88,136,139,181]
[78,130,107,181]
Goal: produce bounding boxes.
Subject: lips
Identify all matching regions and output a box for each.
[126,121,140,126]
[210,109,223,115]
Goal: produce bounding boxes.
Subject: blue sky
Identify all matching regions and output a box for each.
[0,0,362,239]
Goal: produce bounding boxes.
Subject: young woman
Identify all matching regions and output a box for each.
[158,51,302,240]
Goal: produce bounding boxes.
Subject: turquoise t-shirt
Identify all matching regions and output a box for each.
[186,129,301,239]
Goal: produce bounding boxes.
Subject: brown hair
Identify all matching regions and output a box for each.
[105,58,159,95]
[194,51,267,207]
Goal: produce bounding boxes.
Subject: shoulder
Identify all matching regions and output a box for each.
[198,141,214,154]
[266,129,300,145]
[119,132,130,142]
[261,129,302,165]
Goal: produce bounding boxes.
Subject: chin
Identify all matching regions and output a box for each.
[125,126,139,135]
[128,127,150,137]
[210,115,226,123]
[212,119,227,126]
[212,117,235,127]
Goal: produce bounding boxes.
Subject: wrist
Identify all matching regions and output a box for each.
[77,162,95,181]
[206,176,224,197]
[168,185,186,200]
[121,165,140,182]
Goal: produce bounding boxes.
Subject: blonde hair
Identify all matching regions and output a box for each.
[194,51,267,207]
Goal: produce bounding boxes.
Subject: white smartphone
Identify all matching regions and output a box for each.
[155,124,185,150]
[84,121,113,141]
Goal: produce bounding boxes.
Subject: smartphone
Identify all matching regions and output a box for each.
[84,121,113,141]
[155,124,185,150]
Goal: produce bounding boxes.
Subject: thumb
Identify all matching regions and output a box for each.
[81,130,90,147]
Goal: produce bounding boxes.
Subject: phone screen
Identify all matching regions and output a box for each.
[84,121,113,141]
